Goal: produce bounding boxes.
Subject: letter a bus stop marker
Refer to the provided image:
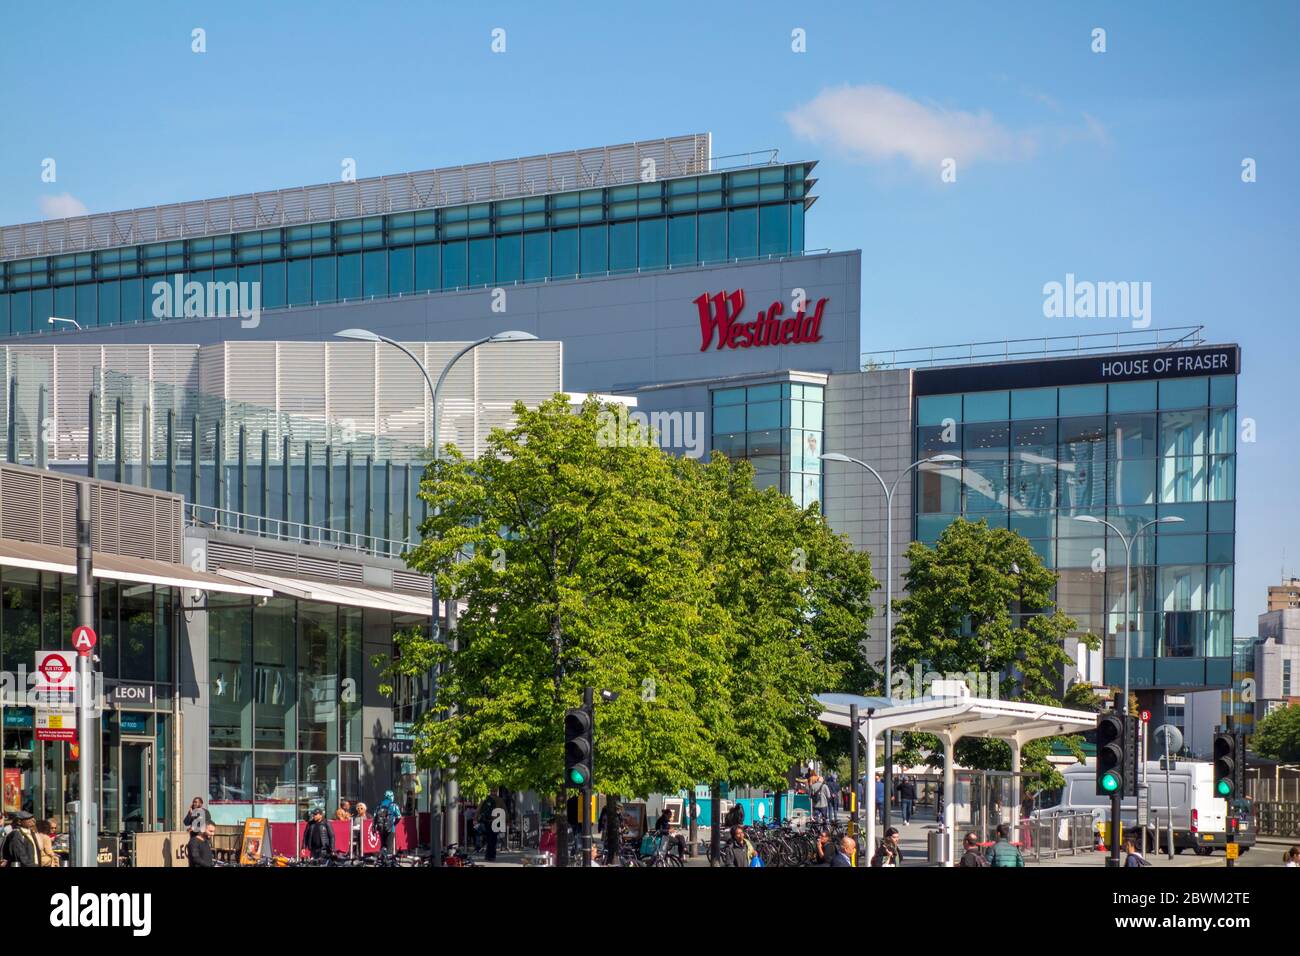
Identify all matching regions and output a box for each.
[72,624,97,657]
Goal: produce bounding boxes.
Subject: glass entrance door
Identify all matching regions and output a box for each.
[121,739,154,833]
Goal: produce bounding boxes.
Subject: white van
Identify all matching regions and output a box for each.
[1032,761,1254,855]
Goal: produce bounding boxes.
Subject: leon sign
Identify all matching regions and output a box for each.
[696,289,829,351]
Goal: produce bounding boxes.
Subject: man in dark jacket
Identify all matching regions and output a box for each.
[302,807,335,861]
[985,823,1024,867]
[829,836,856,867]
[187,824,216,867]
[958,832,989,867]
[718,825,751,867]
[1,811,39,867]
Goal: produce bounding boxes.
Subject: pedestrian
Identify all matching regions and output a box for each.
[830,835,856,867]
[899,775,916,824]
[936,779,945,822]
[958,832,989,867]
[334,800,352,821]
[827,770,840,816]
[985,823,1024,867]
[302,806,336,861]
[1,811,40,867]
[655,806,672,834]
[870,826,902,867]
[374,789,401,857]
[875,774,885,824]
[34,819,59,868]
[717,825,751,867]
[187,823,215,867]
[183,796,212,834]
[478,792,499,861]
[1123,837,1150,868]
[1283,845,1300,867]
[810,773,830,825]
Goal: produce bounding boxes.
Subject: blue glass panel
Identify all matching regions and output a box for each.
[698,212,726,263]
[442,241,467,288]
[261,261,286,310]
[414,245,439,292]
[758,203,789,256]
[1159,376,1208,409]
[551,229,578,278]
[287,260,311,305]
[917,394,962,426]
[1010,388,1056,419]
[790,202,804,252]
[362,250,387,298]
[388,248,413,295]
[96,280,119,326]
[1108,380,1157,412]
[54,285,74,323]
[523,232,548,281]
[74,285,95,327]
[0,293,8,335]
[312,256,336,302]
[1059,384,1105,416]
[609,222,636,273]
[729,208,758,259]
[579,226,607,276]
[495,234,521,284]
[32,288,53,331]
[1209,375,1236,405]
[468,238,493,285]
[638,218,666,270]
[962,390,1009,422]
[668,215,695,266]
[337,253,361,299]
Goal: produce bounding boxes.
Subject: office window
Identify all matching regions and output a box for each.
[523,232,549,281]
[288,260,311,306]
[362,250,387,298]
[311,256,336,302]
[758,203,789,257]
[579,225,607,276]
[729,208,758,260]
[638,218,666,270]
[261,261,286,309]
[442,240,467,288]
[468,237,493,285]
[552,228,578,278]
[699,211,727,263]
[337,253,361,299]
[668,215,696,266]
[610,222,636,273]
[413,245,439,293]
[495,234,521,284]
[388,247,413,295]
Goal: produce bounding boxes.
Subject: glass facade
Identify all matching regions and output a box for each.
[914,373,1237,688]
[711,380,824,508]
[1,570,175,831]
[0,165,811,336]
[207,594,416,824]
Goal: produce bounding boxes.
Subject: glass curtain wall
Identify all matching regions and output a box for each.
[711,381,825,508]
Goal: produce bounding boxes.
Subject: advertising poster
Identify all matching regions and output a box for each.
[239,818,267,865]
[3,768,21,812]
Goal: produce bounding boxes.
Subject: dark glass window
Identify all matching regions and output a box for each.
[261,261,286,310]
[121,584,154,682]
[288,260,311,306]
[253,598,296,750]
[552,228,579,278]
[580,225,607,275]
[311,256,336,302]
[442,240,467,288]
[495,234,521,283]
[362,250,387,298]
[729,208,758,259]
[668,215,696,266]
[413,244,439,293]
[523,232,549,281]
[699,212,726,263]
[638,218,666,270]
[759,204,790,256]
[337,253,361,299]
[468,238,493,285]
[609,222,636,273]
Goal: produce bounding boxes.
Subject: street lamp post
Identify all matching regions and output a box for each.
[821,452,962,832]
[334,327,537,860]
[1073,512,1183,866]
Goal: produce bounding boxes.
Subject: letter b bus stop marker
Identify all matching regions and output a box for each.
[72,625,97,657]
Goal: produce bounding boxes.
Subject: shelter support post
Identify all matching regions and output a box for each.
[863,716,876,860]
[942,733,956,868]
[1010,737,1022,844]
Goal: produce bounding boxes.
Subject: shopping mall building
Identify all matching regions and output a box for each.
[0,133,1241,832]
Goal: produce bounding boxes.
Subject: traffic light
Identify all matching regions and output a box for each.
[1096,713,1126,797]
[1122,712,1140,798]
[564,707,593,788]
[1213,730,1246,799]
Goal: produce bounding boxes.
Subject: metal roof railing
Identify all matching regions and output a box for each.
[2,134,715,261]
[861,325,1208,370]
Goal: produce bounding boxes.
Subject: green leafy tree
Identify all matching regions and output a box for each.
[890,518,1099,790]
[1253,704,1300,763]
[384,397,726,801]
[677,454,878,788]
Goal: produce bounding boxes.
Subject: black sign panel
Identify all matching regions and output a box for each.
[109,683,155,706]
[913,345,1239,396]
[378,737,415,755]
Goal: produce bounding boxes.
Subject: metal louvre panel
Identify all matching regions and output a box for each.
[2,136,710,259]
[58,480,77,546]
[8,346,54,463]
[221,342,278,451]
[423,344,476,455]
[475,342,563,452]
[116,488,157,560]
[324,342,376,455]
[391,569,431,596]
[0,469,44,542]
[276,342,327,443]
[147,346,202,457]
[50,346,100,462]
[103,346,153,464]
[91,485,120,553]
[375,344,428,458]
[205,541,256,572]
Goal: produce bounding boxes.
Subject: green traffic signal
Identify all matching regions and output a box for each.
[1216,778,1232,797]
[1100,771,1120,793]
[568,767,588,786]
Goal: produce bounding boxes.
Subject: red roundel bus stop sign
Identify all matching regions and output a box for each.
[72,624,97,658]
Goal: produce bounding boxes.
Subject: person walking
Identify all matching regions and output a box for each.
[187,823,215,867]
[1283,845,1300,867]
[958,832,989,867]
[1123,837,1151,868]
[374,789,401,857]
[183,796,212,834]
[826,770,840,818]
[1,811,40,867]
[830,835,856,867]
[34,819,59,868]
[478,792,500,861]
[717,825,751,867]
[899,775,916,824]
[875,774,885,824]
[985,823,1024,867]
[302,807,336,861]
[810,774,830,825]
[870,826,902,867]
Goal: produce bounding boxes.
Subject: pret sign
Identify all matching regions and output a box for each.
[72,625,97,657]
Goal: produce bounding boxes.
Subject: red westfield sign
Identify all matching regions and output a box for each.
[695,289,829,351]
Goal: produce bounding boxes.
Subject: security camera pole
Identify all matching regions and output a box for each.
[74,483,100,867]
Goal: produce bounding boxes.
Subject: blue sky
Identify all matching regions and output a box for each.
[2,0,1297,624]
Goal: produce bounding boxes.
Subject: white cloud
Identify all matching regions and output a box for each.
[785,84,1040,171]
[40,193,89,219]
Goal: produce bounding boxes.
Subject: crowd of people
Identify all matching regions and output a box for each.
[0,811,60,867]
